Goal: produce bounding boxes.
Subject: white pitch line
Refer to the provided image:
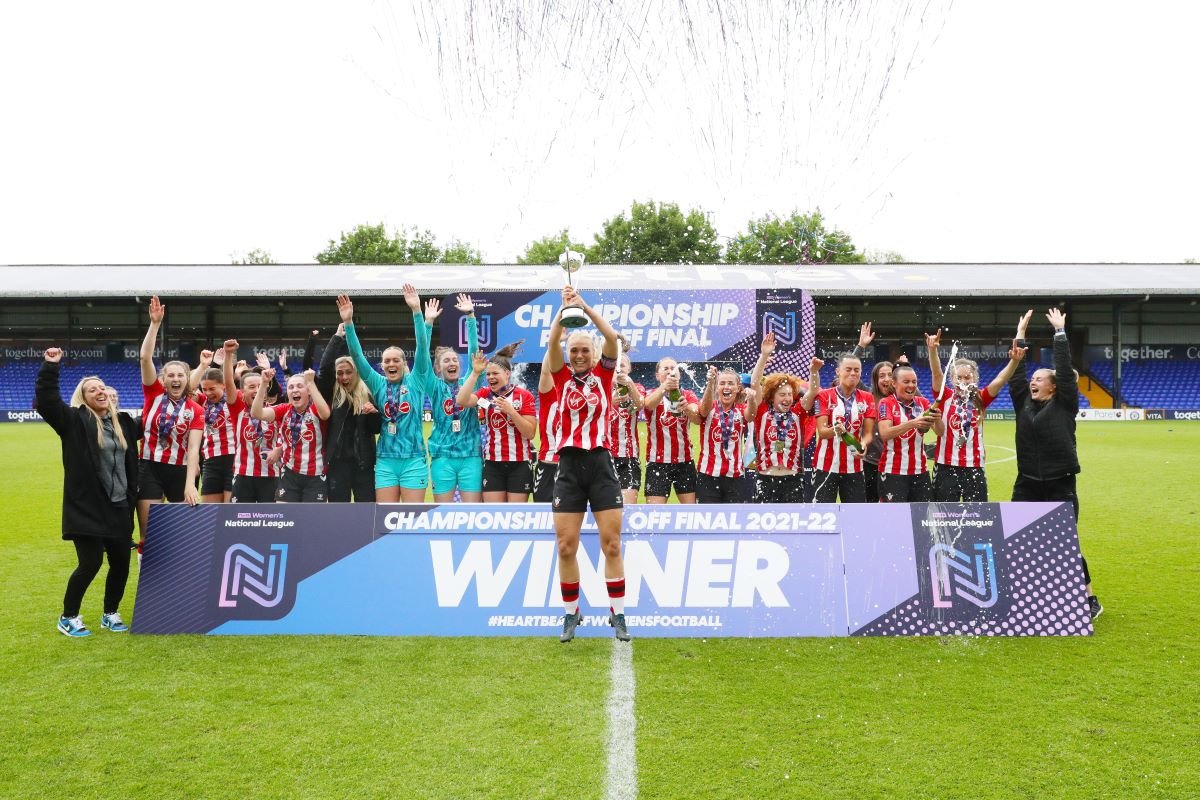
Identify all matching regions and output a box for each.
[605,640,638,800]
[987,444,1016,466]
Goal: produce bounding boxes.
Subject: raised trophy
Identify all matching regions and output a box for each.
[558,248,589,328]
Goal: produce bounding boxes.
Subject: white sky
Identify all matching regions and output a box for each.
[1,1,1198,266]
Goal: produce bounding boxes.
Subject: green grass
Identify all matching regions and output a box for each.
[1,422,1197,798]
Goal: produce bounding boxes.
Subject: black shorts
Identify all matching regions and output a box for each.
[812,470,866,504]
[532,461,558,503]
[754,472,805,504]
[696,473,742,504]
[200,454,235,495]
[277,469,328,503]
[552,447,623,514]
[231,474,280,503]
[612,456,642,491]
[483,460,532,496]
[138,460,188,503]
[644,461,698,499]
[877,471,933,503]
[933,464,988,502]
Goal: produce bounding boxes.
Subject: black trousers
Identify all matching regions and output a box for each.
[863,461,881,503]
[1012,473,1090,585]
[327,460,376,503]
[64,536,131,617]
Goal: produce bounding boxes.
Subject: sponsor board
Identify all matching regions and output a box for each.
[1075,409,1143,421]
[133,502,1090,638]
[1084,345,1200,362]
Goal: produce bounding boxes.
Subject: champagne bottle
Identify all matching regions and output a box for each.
[839,429,863,451]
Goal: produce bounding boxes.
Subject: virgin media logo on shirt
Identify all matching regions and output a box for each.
[398,401,412,415]
[565,392,587,412]
[442,399,456,415]
[948,406,979,433]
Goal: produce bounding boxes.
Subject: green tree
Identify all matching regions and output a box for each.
[725,210,866,265]
[518,229,589,265]
[587,200,720,264]
[316,223,482,265]
[231,248,275,265]
[317,223,408,264]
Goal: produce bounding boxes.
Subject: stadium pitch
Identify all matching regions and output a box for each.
[1,422,1196,799]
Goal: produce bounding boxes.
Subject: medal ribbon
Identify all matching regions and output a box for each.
[287,404,309,446]
[205,396,226,427]
[158,396,184,439]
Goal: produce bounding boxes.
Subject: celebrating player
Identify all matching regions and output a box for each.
[926,320,1027,501]
[251,367,331,502]
[187,348,237,503]
[456,343,536,502]
[37,349,142,637]
[749,333,823,503]
[695,365,755,503]
[420,294,484,503]
[875,363,944,502]
[336,288,432,503]
[316,325,380,503]
[547,286,630,642]
[1009,308,1100,619]
[813,353,876,503]
[532,337,563,503]
[136,296,202,541]
[642,357,702,504]
[607,347,645,505]
[223,343,283,503]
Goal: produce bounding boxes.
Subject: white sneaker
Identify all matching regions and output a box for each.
[57,615,91,637]
[101,612,129,633]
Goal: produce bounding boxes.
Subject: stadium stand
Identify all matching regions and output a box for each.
[1088,360,1200,409]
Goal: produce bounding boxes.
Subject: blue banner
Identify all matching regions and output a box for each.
[133,502,1092,638]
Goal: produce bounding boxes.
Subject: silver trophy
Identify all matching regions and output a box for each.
[558,248,589,328]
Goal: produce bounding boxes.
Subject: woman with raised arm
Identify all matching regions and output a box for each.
[251,367,331,502]
[927,316,1029,502]
[223,341,283,503]
[606,345,645,506]
[336,287,432,503]
[748,333,823,503]
[419,294,484,502]
[813,353,876,503]
[642,356,703,504]
[694,365,756,504]
[455,344,537,502]
[136,296,202,542]
[191,347,237,504]
[1009,308,1101,619]
[875,363,944,502]
[545,286,630,642]
[316,323,380,503]
[862,360,894,503]
[37,348,142,637]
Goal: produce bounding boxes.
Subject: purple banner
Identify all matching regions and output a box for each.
[133,502,1091,638]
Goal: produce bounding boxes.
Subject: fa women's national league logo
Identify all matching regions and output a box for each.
[761,311,798,346]
[218,543,289,609]
[912,505,1009,621]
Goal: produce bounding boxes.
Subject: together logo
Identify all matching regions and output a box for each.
[762,312,798,346]
[929,542,997,609]
[218,543,289,609]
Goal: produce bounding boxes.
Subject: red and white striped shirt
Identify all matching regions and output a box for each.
[552,361,614,452]
[755,402,807,473]
[270,402,328,477]
[477,386,535,462]
[606,383,644,459]
[140,382,204,465]
[877,395,932,476]
[814,387,875,474]
[537,388,560,464]
[645,389,699,464]
[934,384,995,468]
[228,392,281,478]
[194,390,236,459]
[697,403,748,478]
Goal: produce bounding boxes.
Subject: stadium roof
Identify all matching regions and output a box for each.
[1,262,1197,298]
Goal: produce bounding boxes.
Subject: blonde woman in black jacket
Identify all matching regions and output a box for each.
[36,348,141,637]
